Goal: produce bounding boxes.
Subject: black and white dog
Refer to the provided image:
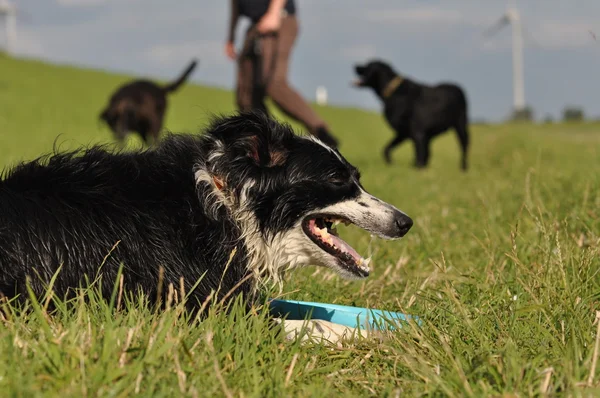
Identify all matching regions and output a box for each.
[0,112,412,322]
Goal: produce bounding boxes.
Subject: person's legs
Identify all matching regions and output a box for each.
[236,26,268,114]
[259,16,339,148]
[235,34,253,112]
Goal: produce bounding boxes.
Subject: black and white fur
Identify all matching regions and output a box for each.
[0,112,412,315]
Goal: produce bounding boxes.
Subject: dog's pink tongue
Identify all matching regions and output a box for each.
[308,219,362,263]
[330,234,362,262]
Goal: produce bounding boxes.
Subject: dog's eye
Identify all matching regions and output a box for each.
[328,178,347,186]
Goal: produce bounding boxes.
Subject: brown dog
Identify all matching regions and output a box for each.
[100,59,198,145]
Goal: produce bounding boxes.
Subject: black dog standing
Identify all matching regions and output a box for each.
[354,60,470,171]
[99,59,198,146]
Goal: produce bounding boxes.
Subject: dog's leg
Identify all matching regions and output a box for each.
[383,135,407,165]
[149,116,163,147]
[413,136,430,169]
[275,318,369,345]
[139,130,149,146]
[455,117,469,171]
[144,128,159,147]
[114,129,127,150]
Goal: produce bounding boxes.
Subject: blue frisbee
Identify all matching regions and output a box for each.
[268,299,421,331]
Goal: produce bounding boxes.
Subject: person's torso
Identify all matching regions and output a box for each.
[237,0,296,22]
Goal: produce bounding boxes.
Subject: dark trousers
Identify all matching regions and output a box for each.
[236,16,328,134]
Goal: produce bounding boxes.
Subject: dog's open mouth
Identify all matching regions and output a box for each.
[302,215,370,277]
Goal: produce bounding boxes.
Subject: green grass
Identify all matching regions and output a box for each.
[1,53,600,397]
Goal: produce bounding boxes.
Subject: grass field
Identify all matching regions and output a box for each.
[1,53,600,397]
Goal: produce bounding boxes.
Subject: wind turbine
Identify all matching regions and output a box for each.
[0,0,17,53]
[484,0,526,116]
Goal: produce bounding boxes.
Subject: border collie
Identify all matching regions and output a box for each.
[353,59,470,170]
[99,59,198,146]
[0,112,412,320]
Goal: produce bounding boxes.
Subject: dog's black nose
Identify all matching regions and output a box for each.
[395,213,413,237]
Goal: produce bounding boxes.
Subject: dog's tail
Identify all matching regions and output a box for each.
[163,59,199,93]
[459,88,469,122]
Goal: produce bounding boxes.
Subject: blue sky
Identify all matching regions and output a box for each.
[5,0,600,121]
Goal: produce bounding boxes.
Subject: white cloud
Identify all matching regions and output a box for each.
[12,29,46,58]
[478,18,598,52]
[144,40,225,68]
[365,6,490,28]
[56,0,107,6]
[534,20,597,49]
[337,44,377,60]
[367,7,461,24]
[364,5,597,51]
[56,0,139,6]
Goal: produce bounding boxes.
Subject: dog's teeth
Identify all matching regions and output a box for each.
[333,220,340,227]
[357,257,371,272]
[315,226,329,237]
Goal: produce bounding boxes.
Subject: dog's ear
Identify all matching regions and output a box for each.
[99,108,109,121]
[242,134,287,168]
[209,116,289,168]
